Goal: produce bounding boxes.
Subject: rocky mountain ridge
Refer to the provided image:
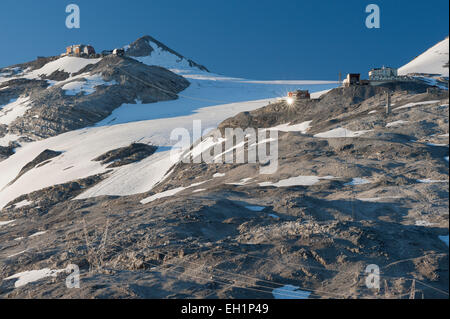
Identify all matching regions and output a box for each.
[1,36,198,159]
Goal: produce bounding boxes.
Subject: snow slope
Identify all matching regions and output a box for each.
[134,42,199,73]
[398,37,449,76]
[0,97,32,125]
[0,56,102,85]
[0,97,270,208]
[0,133,21,147]
[24,56,102,80]
[0,40,338,209]
[97,73,335,126]
[125,35,208,73]
[61,74,117,96]
[99,38,337,126]
[0,74,336,209]
[0,57,107,130]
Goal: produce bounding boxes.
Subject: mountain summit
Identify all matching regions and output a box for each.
[125,35,209,73]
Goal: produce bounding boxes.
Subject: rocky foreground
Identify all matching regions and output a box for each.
[0,81,448,299]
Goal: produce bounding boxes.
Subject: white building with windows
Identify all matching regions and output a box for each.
[368,66,398,81]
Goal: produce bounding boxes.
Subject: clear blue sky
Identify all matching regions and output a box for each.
[0,0,448,80]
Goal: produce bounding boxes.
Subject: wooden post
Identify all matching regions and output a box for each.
[386,91,391,115]
[409,279,416,299]
[384,280,390,299]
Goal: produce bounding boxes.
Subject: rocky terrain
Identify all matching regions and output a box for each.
[0,80,448,299]
[0,34,448,299]
[1,45,190,150]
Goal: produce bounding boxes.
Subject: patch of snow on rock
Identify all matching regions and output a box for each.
[62,75,117,96]
[386,120,409,127]
[394,100,440,111]
[245,206,265,212]
[29,231,47,238]
[140,187,187,204]
[0,133,21,147]
[415,220,435,227]
[272,285,311,299]
[0,97,32,125]
[0,220,15,226]
[5,268,66,288]
[14,199,33,208]
[417,179,448,183]
[269,121,312,134]
[227,178,253,186]
[314,127,371,138]
[439,235,449,247]
[357,196,401,202]
[259,175,335,187]
[7,250,28,258]
[426,143,448,147]
[344,178,371,186]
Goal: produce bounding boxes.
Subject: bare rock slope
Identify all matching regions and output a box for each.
[1,56,189,139]
[0,82,448,299]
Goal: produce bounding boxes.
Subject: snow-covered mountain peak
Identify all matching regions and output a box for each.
[125,35,209,73]
[399,36,449,77]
